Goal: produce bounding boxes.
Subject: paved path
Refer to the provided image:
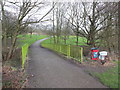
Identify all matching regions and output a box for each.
[27,38,107,88]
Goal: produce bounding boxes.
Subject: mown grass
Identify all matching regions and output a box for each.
[94,62,119,88]
[18,34,47,47]
[41,36,87,46]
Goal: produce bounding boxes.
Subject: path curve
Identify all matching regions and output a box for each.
[27,38,107,88]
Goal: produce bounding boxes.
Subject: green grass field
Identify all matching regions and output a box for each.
[94,62,119,88]
[41,36,87,46]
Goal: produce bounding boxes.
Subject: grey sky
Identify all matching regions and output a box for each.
[4,0,53,26]
[3,0,119,29]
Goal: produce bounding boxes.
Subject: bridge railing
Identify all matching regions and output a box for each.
[22,44,29,69]
[41,43,83,63]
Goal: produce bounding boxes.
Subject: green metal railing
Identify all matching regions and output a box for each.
[42,43,83,63]
[22,44,29,69]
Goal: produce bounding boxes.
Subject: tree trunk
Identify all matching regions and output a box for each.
[0,20,2,62]
[76,34,79,46]
[3,28,7,60]
[57,35,59,44]
[6,23,20,61]
[6,35,17,60]
[118,2,120,61]
[53,35,56,44]
[64,36,67,45]
[30,31,32,38]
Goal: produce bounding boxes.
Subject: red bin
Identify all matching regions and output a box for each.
[91,48,99,60]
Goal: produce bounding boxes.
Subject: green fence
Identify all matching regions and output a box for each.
[42,43,83,63]
[22,44,29,69]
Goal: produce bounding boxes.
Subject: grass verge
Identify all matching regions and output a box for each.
[41,36,87,46]
[93,64,118,88]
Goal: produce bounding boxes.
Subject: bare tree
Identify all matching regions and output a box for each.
[52,2,56,44]
[61,19,71,44]
[1,0,55,60]
[63,2,83,45]
[98,2,118,53]
[78,2,117,47]
[51,2,65,44]
[118,2,120,58]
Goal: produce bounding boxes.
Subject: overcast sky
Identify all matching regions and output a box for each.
[3,0,119,29]
[4,0,53,27]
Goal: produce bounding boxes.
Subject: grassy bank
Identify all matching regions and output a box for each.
[41,36,87,46]
[93,62,118,88]
[18,34,47,47]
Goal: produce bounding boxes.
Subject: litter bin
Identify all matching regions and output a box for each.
[99,51,108,64]
[99,51,108,60]
[91,47,99,60]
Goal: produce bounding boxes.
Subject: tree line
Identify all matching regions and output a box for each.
[47,2,118,54]
[0,1,119,61]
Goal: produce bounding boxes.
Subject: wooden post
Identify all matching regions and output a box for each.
[67,45,70,57]
[80,47,83,63]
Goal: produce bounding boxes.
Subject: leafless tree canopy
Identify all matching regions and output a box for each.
[1,1,119,60]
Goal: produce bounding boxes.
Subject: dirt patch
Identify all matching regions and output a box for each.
[2,66,27,88]
[2,48,28,88]
[81,61,116,73]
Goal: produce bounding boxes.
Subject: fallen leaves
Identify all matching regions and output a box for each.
[2,65,27,88]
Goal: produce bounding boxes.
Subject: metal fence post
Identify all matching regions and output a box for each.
[80,47,83,63]
[67,45,70,57]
